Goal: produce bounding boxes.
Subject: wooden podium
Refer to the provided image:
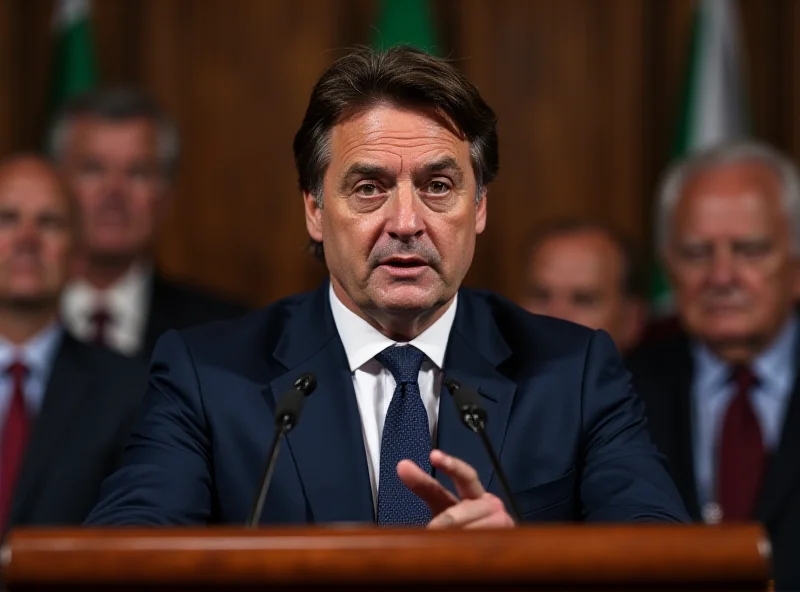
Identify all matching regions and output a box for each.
[1,524,770,590]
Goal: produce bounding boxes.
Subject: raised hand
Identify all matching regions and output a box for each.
[397,449,514,529]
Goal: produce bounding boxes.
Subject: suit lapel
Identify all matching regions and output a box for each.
[436,291,515,496]
[10,334,92,525]
[263,286,517,521]
[755,333,800,524]
[266,283,373,524]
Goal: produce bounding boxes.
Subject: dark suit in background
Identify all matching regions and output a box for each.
[8,332,147,530]
[627,331,800,589]
[143,272,249,355]
[61,268,249,359]
[87,283,688,526]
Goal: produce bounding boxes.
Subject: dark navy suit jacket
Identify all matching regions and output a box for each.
[86,283,689,525]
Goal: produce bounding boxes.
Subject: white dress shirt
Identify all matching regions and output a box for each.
[60,262,153,356]
[328,284,457,509]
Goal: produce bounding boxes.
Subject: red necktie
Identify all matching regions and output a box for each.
[0,361,30,532]
[90,307,112,346]
[717,365,765,522]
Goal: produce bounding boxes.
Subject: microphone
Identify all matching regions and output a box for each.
[246,373,317,528]
[444,377,521,523]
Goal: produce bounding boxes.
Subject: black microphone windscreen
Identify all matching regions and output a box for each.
[444,376,460,392]
[274,373,317,429]
[294,373,317,395]
[443,376,521,522]
[445,377,487,423]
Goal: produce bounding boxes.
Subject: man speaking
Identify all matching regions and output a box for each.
[87,46,688,527]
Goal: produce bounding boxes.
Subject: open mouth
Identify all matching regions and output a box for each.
[378,257,429,276]
[380,257,427,268]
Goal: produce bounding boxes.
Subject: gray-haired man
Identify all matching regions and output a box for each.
[627,140,800,590]
[50,88,247,356]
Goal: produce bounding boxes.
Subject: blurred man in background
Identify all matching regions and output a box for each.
[0,155,145,534]
[49,88,247,357]
[520,220,647,353]
[626,141,800,589]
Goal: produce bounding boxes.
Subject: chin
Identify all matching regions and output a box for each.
[375,298,436,315]
[6,281,45,297]
[372,288,438,312]
[702,323,760,344]
[5,293,52,309]
[88,239,142,259]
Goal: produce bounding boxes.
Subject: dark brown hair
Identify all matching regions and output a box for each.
[293,45,499,259]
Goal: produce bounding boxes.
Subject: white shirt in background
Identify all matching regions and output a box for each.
[61,262,153,356]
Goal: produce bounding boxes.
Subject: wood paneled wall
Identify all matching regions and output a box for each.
[0,0,797,306]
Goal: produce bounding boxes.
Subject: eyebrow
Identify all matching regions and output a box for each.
[339,164,394,193]
[418,157,465,185]
[338,156,467,193]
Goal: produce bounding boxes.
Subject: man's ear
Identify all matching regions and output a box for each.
[475,188,487,235]
[304,191,323,242]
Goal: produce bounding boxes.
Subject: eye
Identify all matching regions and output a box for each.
[0,210,18,227]
[128,163,158,181]
[420,179,453,197]
[573,293,600,307]
[529,287,550,303]
[735,240,771,259]
[38,214,67,230]
[354,182,384,198]
[78,160,104,176]
[678,243,712,263]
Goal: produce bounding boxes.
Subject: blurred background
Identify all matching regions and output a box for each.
[1,0,798,310]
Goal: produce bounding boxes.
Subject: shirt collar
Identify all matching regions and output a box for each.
[0,322,63,379]
[754,312,798,397]
[328,283,457,372]
[692,312,798,398]
[104,260,152,317]
[62,261,152,321]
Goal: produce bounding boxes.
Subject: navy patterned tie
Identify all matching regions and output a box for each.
[375,345,432,525]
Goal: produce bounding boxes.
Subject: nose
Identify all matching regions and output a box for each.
[708,248,736,286]
[102,167,128,197]
[13,219,42,252]
[385,182,424,241]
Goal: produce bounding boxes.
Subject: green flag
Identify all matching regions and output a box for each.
[651,0,748,316]
[50,0,97,112]
[372,0,437,55]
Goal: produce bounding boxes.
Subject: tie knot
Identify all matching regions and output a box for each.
[91,307,112,325]
[376,345,426,385]
[730,365,759,392]
[5,360,28,382]
[90,306,113,346]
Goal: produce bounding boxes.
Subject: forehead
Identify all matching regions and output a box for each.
[530,231,623,286]
[67,116,158,155]
[327,104,472,174]
[674,161,787,238]
[0,164,68,210]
